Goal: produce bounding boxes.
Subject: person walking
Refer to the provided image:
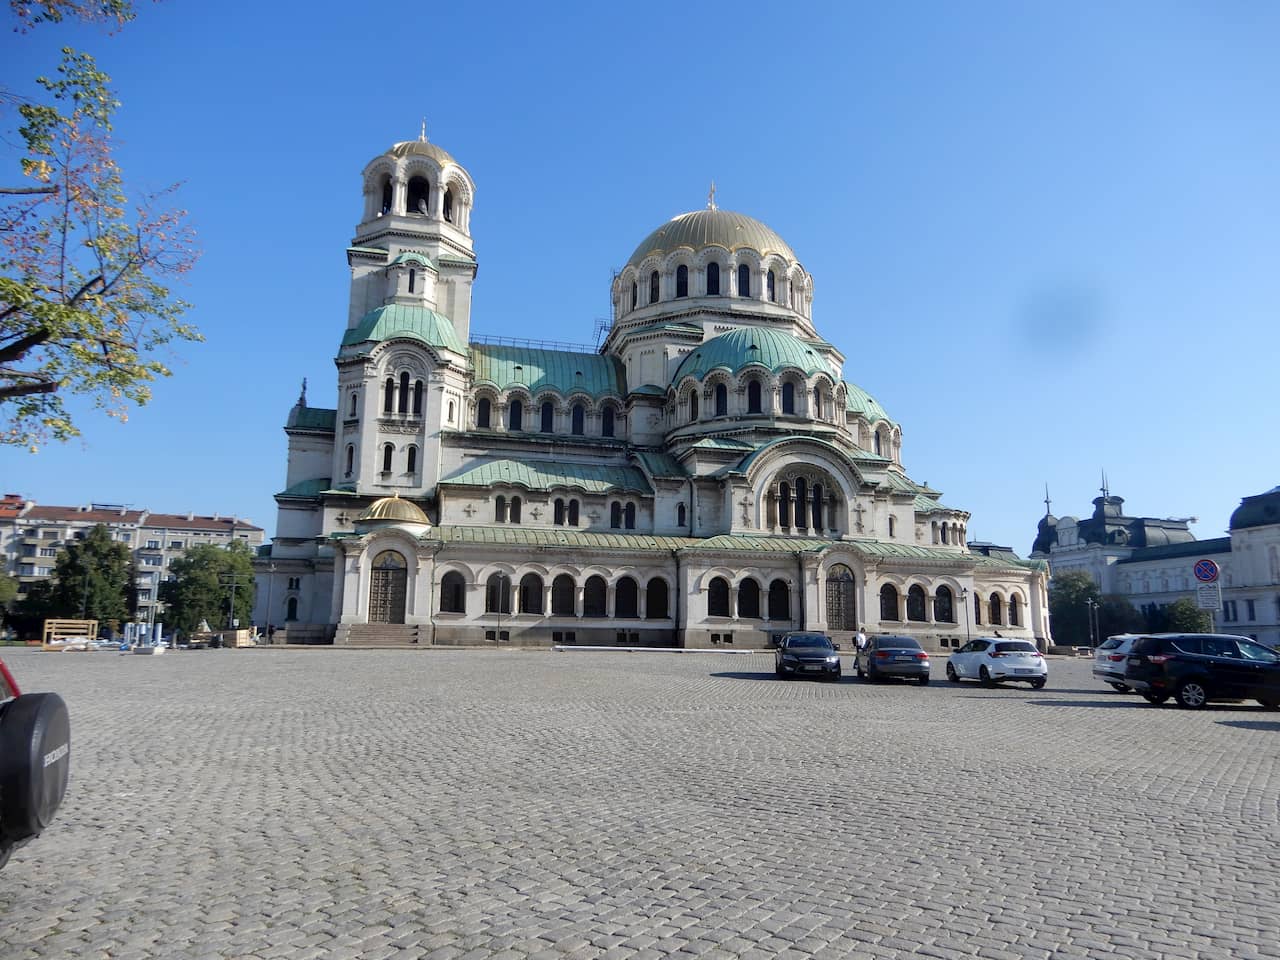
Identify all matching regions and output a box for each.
[855,626,868,651]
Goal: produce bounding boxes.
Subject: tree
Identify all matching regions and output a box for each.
[1047,569,1099,646]
[47,522,131,623]
[1099,594,1144,639]
[2,2,201,449]
[1164,597,1213,634]
[160,541,255,636]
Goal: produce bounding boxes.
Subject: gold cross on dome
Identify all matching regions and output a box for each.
[420,117,427,141]
[707,181,717,210]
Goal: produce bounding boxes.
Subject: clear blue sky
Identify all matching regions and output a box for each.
[3,1,1277,553]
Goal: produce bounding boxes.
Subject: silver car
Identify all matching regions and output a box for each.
[946,637,1047,688]
[1092,634,1140,692]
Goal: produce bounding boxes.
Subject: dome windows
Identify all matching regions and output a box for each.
[443,189,454,223]
[407,176,430,215]
[649,271,659,304]
[676,265,689,298]
[767,271,776,302]
[737,264,750,297]
[706,262,720,296]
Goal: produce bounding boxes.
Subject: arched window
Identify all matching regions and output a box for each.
[508,398,523,431]
[935,586,954,623]
[440,571,466,613]
[398,372,410,414]
[714,383,727,416]
[795,478,808,531]
[495,495,507,523]
[738,579,761,619]
[384,377,395,413]
[571,404,585,435]
[781,382,795,415]
[1009,595,1021,626]
[443,188,454,222]
[477,397,491,428]
[676,264,689,298]
[286,596,298,621]
[624,503,635,530]
[706,262,720,295]
[583,576,607,617]
[485,573,511,614]
[880,583,900,621]
[779,482,792,527]
[519,573,544,615]
[630,281,637,312]
[907,585,927,622]
[348,392,357,417]
[874,430,883,456]
[601,406,615,438]
[616,577,639,618]
[888,516,897,538]
[344,444,354,477]
[408,268,416,293]
[649,270,659,303]
[568,499,579,525]
[826,564,856,631]
[812,483,824,530]
[448,400,455,423]
[768,579,790,620]
[989,595,1003,625]
[941,523,949,544]
[554,498,565,526]
[677,503,686,527]
[813,386,822,418]
[551,575,576,616]
[708,577,730,617]
[737,264,750,297]
[747,380,762,413]
[646,578,669,619]
[610,502,622,529]
[689,390,699,422]
[509,496,522,523]
[974,593,983,625]
[407,176,430,215]
[540,401,554,433]
[406,445,417,474]
[382,443,394,473]
[413,380,423,416]
[767,270,776,301]
[380,178,393,215]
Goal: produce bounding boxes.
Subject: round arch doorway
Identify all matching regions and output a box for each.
[825,563,857,632]
[368,550,408,624]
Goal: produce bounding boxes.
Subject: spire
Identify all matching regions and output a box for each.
[419,118,427,142]
[1043,483,1052,516]
[707,180,717,211]
[1100,469,1109,499]
[298,377,307,407]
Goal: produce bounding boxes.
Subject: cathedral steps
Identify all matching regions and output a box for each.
[333,624,426,648]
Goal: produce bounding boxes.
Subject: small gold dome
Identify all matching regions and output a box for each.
[356,493,429,524]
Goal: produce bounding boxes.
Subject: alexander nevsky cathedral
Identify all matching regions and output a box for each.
[254,134,1050,649]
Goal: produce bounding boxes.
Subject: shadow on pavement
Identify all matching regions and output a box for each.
[1216,719,1280,731]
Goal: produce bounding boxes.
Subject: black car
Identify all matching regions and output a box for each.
[774,632,842,681]
[855,635,930,684]
[0,658,71,869]
[1123,633,1280,710]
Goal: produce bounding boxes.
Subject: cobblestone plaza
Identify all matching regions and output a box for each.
[3,648,1277,960]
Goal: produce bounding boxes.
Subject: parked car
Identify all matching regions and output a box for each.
[0,657,71,870]
[946,638,1047,688]
[1123,633,1280,710]
[774,632,842,681]
[1093,634,1141,691]
[855,635,930,684]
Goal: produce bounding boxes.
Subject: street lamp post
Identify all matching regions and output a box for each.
[959,587,971,645]
[1084,598,1099,648]
[264,562,276,642]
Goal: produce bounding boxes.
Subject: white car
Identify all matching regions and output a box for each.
[946,638,1047,688]
[1092,634,1140,692]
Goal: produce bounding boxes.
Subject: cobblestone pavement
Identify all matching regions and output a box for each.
[2,647,1278,960]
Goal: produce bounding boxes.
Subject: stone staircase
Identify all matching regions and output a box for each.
[332,623,426,648]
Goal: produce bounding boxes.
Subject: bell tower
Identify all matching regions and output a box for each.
[346,130,478,343]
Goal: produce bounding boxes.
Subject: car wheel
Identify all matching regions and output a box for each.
[979,666,994,687]
[775,664,784,677]
[946,663,959,683]
[1109,682,1131,693]
[1142,692,1169,705]
[1030,678,1046,690]
[854,661,862,678]
[919,676,930,686]
[1175,680,1209,710]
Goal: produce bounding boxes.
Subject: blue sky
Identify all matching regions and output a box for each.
[3,1,1277,554]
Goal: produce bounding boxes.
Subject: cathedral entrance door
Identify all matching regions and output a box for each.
[826,564,856,631]
[368,551,408,624]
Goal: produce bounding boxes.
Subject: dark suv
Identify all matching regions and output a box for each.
[0,657,71,869]
[774,632,842,681]
[1124,633,1280,710]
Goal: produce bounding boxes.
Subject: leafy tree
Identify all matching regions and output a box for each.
[1164,597,1213,633]
[47,522,131,622]
[160,541,255,635]
[2,2,201,449]
[1098,594,1143,639]
[1047,569,1100,646]
[8,578,56,639]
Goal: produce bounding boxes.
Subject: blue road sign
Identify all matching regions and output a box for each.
[1194,559,1220,583]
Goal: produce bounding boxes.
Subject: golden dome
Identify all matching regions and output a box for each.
[356,493,430,524]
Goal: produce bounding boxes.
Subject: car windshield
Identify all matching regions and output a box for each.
[788,636,832,650]
[995,642,1037,653]
[1237,639,1279,663]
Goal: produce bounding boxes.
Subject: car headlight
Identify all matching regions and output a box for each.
[827,655,839,663]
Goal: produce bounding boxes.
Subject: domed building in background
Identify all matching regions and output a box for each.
[256,135,1049,648]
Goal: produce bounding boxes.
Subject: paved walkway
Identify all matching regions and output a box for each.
[2,647,1277,959]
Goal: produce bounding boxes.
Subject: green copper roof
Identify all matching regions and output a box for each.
[672,327,828,383]
[470,344,624,398]
[630,384,666,397]
[689,437,755,451]
[277,478,333,498]
[440,459,651,494]
[626,209,798,268]
[632,450,687,479]
[389,251,434,269]
[286,406,336,431]
[843,381,893,425]
[343,304,466,354]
